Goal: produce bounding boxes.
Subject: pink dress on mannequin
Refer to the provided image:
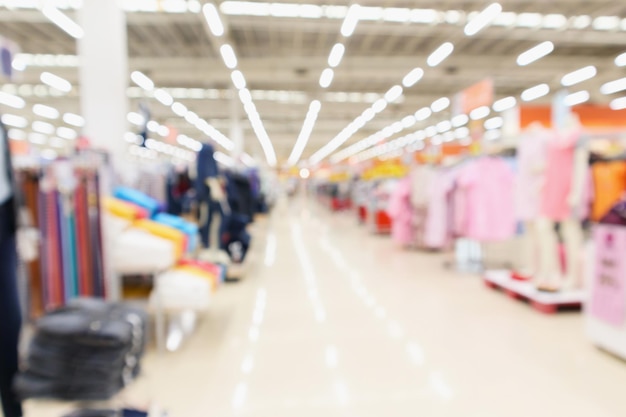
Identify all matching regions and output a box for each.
[386,176,414,246]
[541,130,581,221]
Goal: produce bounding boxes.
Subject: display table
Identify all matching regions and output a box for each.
[483,270,584,314]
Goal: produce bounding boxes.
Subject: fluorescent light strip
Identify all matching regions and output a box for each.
[0,91,26,109]
[464,2,502,36]
[131,71,155,90]
[521,83,550,102]
[41,5,84,39]
[384,85,403,103]
[563,90,590,106]
[601,77,626,95]
[427,42,454,67]
[561,66,596,87]
[1,114,27,128]
[40,72,72,93]
[402,68,424,88]
[33,104,60,119]
[203,3,225,36]
[319,68,334,88]
[615,52,626,67]
[610,96,626,110]
[63,113,84,127]
[231,70,246,89]
[154,89,174,106]
[340,4,361,37]
[431,97,450,113]
[220,44,238,69]
[492,96,517,112]
[470,105,490,120]
[288,100,322,165]
[328,43,345,67]
[517,41,554,66]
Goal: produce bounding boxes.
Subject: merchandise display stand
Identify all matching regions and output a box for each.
[483,270,584,314]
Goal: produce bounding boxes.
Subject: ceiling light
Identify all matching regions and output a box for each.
[561,66,597,87]
[470,106,490,120]
[593,16,620,31]
[328,43,345,68]
[610,97,626,110]
[464,2,502,36]
[1,114,28,128]
[452,114,468,127]
[425,125,437,137]
[516,12,542,28]
[415,107,432,121]
[410,8,438,24]
[0,91,26,109]
[154,89,174,106]
[41,5,84,39]
[431,97,450,113]
[492,96,517,112]
[231,70,246,89]
[402,67,424,88]
[33,104,59,119]
[220,44,238,69]
[362,108,375,121]
[147,120,159,132]
[600,78,626,95]
[239,88,252,103]
[288,99,322,166]
[521,83,550,102]
[171,102,188,117]
[372,98,387,113]
[455,127,469,139]
[564,90,590,106]
[127,112,145,126]
[56,126,77,140]
[32,121,55,135]
[384,85,403,103]
[615,52,626,67]
[517,41,554,66]
[402,115,416,128]
[485,129,501,141]
[203,3,225,36]
[436,120,452,133]
[427,42,454,67]
[572,15,591,29]
[484,116,503,130]
[63,113,84,127]
[8,129,26,141]
[28,132,47,145]
[40,72,72,93]
[319,68,334,88]
[130,71,154,90]
[157,125,170,137]
[543,14,567,29]
[340,4,360,37]
[493,11,516,26]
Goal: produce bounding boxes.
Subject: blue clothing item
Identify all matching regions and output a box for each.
[195,144,218,202]
[113,187,160,217]
[0,200,23,417]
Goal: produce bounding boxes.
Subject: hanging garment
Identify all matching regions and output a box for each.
[456,157,516,242]
[386,176,414,246]
[590,160,626,221]
[424,169,457,249]
[541,131,580,221]
[516,131,548,221]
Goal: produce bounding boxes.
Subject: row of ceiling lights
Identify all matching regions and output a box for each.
[202,2,277,166]
[329,3,626,164]
[8,0,626,34]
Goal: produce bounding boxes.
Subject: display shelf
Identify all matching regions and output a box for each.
[483,270,584,314]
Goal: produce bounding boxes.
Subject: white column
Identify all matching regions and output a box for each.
[78,1,128,170]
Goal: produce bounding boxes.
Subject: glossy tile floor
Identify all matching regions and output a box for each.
[26,196,626,417]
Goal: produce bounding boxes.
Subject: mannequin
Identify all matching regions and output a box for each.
[195,143,225,249]
[515,122,548,279]
[535,114,587,291]
[0,120,23,417]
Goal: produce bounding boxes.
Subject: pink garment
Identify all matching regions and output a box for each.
[424,170,457,249]
[386,176,414,246]
[541,131,580,221]
[515,131,548,221]
[456,158,516,242]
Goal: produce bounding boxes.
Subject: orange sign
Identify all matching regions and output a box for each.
[456,78,494,115]
[520,105,626,129]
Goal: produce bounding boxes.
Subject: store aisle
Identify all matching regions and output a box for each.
[26,197,626,417]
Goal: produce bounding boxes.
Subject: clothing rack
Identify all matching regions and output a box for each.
[15,160,106,319]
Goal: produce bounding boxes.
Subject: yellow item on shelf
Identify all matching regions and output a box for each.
[134,219,186,260]
[362,161,408,180]
[174,265,218,291]
[103,197,146,220]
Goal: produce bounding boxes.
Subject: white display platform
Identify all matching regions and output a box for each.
[584,243,626,360]
[483,270,584,314]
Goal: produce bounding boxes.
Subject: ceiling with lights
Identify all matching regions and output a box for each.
[1,0,626,167]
